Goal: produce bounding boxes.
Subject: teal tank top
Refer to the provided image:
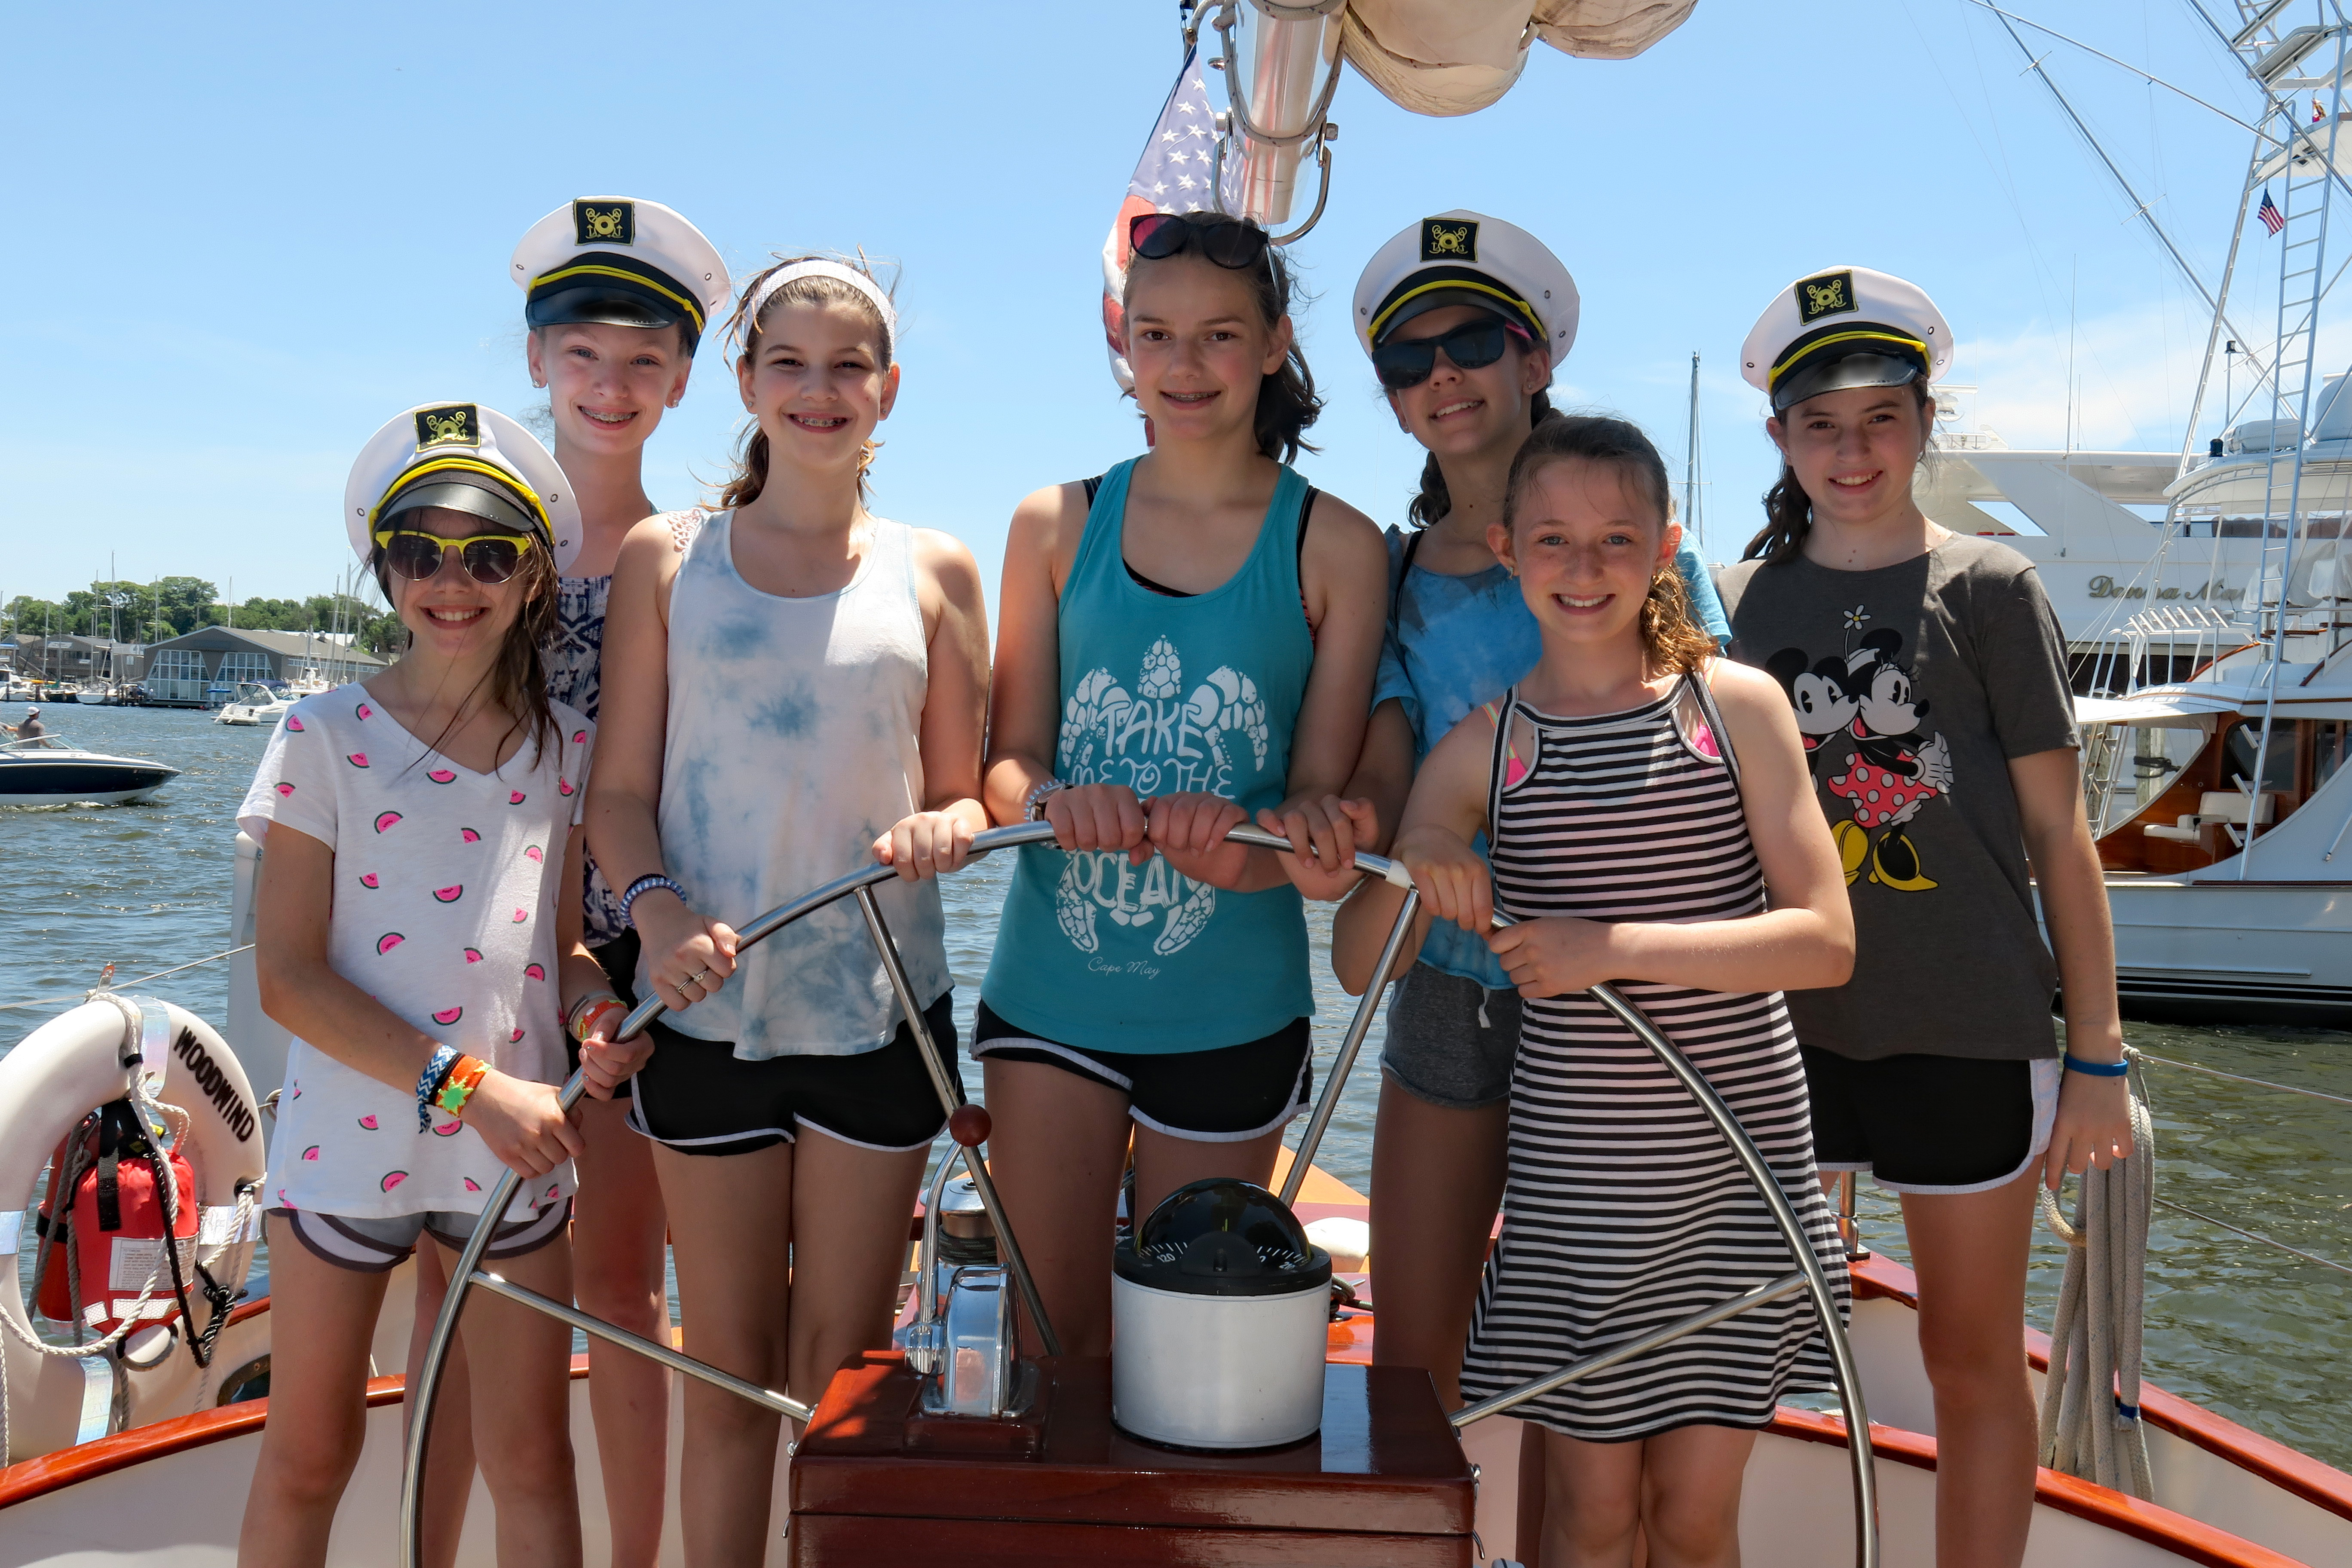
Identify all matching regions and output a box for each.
[983,457,1317,1054]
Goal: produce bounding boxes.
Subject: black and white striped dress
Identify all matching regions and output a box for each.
[1455,671,1849,1442]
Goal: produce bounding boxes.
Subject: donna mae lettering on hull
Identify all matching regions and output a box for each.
[2086,574,2245,603]
[1051,636,1273,960]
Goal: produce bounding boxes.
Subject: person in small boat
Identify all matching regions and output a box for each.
[1288,211,1732,1412]
[237,403,615,1568]
[586,254,990,1566]
[1333,413,1855,1568]
[481,193,729,1567]
[13,706,46,739]
[977,209,1389,1357]
[1715,266,2134,1568]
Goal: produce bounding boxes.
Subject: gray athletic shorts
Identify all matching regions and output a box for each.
[1379,962,1524,1111]
[269,1199,572,1273]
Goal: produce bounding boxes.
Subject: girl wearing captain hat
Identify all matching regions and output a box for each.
[496,194,730,1566]
[1715,266,2134,1568]
[1311,212,1729,1413]
[586,251,993,1560]
[237,403,625,1566]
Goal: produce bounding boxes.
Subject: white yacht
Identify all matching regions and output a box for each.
[211,682,294,728]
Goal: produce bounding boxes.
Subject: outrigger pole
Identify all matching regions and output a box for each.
[403,823,1878,1568]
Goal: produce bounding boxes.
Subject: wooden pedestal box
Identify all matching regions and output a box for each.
[787,1352,1476,1565]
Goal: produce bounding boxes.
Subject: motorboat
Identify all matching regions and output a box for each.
[212,683,293,728]
[0,735,179,807]
[2076,634,2352,1024]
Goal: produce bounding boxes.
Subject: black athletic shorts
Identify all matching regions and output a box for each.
[627,991,957,1157]
[1801,1047,2061,1195]
[563,930,642,1102]
[970,1000,1311,1142]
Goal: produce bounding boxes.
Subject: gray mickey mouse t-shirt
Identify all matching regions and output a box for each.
[1715,535,2078,1062]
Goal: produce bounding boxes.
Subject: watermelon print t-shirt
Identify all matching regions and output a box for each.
[237,684,592,1221]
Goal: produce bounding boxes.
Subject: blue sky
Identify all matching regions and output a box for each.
[0,2,2307,611]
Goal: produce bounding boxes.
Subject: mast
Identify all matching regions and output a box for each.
[1684,352,1705,556]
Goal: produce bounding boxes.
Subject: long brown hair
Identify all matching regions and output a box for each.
[369,528,560,767]
[1501,414,1715,677]
[1407,367,1555,528]
[1744,380,1936,565]
[1122,218,1322,463]
[718,254,899,510]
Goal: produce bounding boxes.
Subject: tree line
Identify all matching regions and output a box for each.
[3,579,404,655]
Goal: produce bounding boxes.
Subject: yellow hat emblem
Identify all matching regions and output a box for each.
[1797,270,1857,324]
[1420,218,1479,262]
[413,404,481,451]
[572,200,636,247]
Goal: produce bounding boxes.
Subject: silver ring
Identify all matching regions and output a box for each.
[694,968,714,983]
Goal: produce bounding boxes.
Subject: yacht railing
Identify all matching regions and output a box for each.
[400,822,1879,1568]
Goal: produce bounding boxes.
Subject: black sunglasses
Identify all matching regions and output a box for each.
[374,527,536,585]
[1372,317,1523,391]
[1129,211,1271,272]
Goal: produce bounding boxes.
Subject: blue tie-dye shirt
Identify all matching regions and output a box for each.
[1374,527,1730,986]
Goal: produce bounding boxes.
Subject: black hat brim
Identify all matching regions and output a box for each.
[377,478,539,542]
[524,251,706,352]
[1771,351,1924,413]
[1375,289,1527,346]
[527,284,682,333]
[1369,270,1546,349]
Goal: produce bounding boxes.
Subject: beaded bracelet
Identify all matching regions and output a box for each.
[2062,1052,2129,1078]
[620,874,687,928]
[416,1044,460,1131]
[434,1056,490,1120]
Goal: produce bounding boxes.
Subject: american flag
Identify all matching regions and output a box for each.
[1100,48,1240,392]
[2259,188,2286,236]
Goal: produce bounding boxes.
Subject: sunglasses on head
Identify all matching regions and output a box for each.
[1372,316,1531,391]
[1129,211,1271,272]
[374,526,537,585]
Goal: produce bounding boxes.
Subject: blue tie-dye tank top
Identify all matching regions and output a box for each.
[650,509,948,1058]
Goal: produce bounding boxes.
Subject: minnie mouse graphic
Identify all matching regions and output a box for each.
[1764,625,1951,890]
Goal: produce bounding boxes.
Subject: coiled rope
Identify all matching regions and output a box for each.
[2035,1058,2157,1499]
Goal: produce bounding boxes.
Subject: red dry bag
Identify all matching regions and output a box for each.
[34,1100,199,1335]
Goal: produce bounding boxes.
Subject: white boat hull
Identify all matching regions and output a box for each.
[2105,876,2352,1022]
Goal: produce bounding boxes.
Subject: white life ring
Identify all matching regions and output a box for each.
[2,997,267,1464]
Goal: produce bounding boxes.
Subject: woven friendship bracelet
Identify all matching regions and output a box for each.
[416,1044,460,1131]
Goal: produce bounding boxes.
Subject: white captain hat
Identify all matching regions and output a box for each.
[1351,210,1579,358]
[1741,265,1953,412]
[510,197,730,355]
[343,403,582,575]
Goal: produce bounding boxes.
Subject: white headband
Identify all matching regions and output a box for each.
[742,260,898,345]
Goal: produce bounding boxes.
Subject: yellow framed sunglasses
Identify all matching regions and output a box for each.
[372,527,538,585]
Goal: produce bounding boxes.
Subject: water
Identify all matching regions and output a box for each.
[6,701,2350,1469]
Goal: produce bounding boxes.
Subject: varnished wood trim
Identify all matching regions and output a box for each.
[0,1357,592,1510]
[1769,1409,2308,1568]
[1851,1252,2352,1523]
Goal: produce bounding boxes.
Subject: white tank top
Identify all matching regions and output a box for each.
[649,509,948,1058]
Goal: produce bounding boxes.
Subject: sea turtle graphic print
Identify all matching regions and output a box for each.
[1763,620,1952,891]
[1054,636,1271,955]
